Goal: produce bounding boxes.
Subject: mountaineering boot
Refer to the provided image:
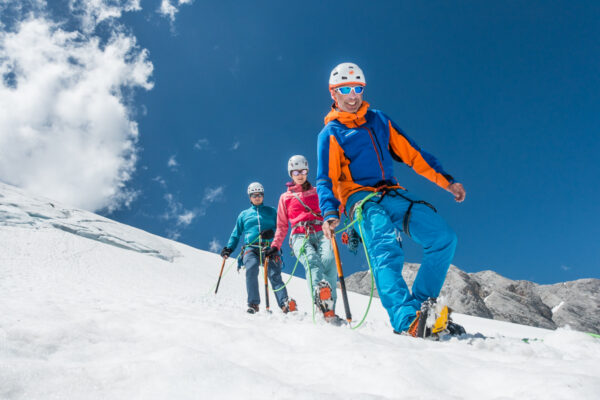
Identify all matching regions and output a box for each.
[402,298,451,339]
[446,320,466,336]
[324,314,347,326]
[406,311,422,338]
[430,301,449,335]
[314,280,335,318]
[281,298,298,314]
[314,281,345,325]
[247,304,259,314]
[396,299,466,338]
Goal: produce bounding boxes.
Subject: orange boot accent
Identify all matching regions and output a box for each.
[288,299,297,312]
[323,310,335,318]
[407,312,421,337]
[319,287,332,301]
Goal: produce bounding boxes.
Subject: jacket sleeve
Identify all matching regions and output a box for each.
[316,128,342,220]
[226,212,244,251]
[384,113,456,189]
[271,194,289,249]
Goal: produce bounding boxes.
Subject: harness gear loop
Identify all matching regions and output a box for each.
[351,182,437,238]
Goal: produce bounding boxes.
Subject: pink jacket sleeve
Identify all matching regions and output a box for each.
[271,193,289,249]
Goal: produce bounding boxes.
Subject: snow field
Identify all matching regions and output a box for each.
[1,225,600,399]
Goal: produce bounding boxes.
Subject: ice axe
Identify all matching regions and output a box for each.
[263,255,270,311]
[214,257,227,294]
[331,235,352,324]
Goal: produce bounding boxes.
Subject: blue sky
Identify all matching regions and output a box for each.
[2,1,599,284]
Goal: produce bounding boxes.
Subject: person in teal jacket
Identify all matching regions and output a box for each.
[221,182,296,314]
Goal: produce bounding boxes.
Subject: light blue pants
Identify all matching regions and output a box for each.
[243,248,288,308]
[291,231,338,305]
[348,190,457,332]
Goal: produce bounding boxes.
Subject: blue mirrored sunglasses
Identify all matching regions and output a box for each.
[336,86,364,95]
[291,169,308,176]
[250,193,263,198]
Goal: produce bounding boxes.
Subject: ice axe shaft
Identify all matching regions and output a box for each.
[214,258,227,294]
[263,255,270,311]
[331,235,352,323]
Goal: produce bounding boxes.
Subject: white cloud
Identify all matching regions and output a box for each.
[163,192,198,223]
[0,15,153,212]
[153,175,167,188]
[231,141,240,150]
[194,138,209,150]
[158,0,193,23]
[203,186,224,203]
[209,237,221,253]
[177,210,195,226]
[560,265,571,271]
[69,0,142,33]
[167,155,179,170]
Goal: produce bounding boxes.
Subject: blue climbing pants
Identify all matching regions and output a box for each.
[347,190,457,332]
[242,247,288,308]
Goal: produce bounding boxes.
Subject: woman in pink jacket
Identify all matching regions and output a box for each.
[265,155,338,321]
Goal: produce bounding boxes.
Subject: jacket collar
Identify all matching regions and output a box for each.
[287,182,304,193]
[286,181,312,192]
[324,101,370,128]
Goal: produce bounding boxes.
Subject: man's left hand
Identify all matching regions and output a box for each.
[447,183,466,203]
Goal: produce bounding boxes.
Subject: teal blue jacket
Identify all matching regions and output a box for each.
[226,204,277,251]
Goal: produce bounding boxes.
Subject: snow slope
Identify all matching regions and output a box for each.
[1,183,599,399]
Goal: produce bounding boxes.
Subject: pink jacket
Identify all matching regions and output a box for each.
[272,182,323,249]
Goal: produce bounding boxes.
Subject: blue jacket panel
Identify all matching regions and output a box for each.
[226,204,277,251]
[316,108,454,220]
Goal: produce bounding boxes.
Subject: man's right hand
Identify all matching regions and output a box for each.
[221,247,233,259]
[322,218,340,239]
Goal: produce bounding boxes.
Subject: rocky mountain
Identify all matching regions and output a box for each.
[345,264,600,334]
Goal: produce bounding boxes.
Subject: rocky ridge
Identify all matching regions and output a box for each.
[345,264,600,334]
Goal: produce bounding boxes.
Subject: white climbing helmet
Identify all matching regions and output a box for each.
[329,62,366,89]
[247,182,264,195]
[287,155,309,177]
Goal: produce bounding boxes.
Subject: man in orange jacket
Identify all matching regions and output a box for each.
[316,62,466,338]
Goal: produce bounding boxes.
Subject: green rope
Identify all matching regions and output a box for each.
[304,247,317,323]
[351,217,376,330]
[273,236,308,292]
[290,192,380,328]
[335,192,379,330]
[333,216,360,235]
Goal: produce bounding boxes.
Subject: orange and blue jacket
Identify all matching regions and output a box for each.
[316,102,456,220]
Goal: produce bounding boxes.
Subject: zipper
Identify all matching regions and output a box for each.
[363,127,385,180]
[255,206,262,248]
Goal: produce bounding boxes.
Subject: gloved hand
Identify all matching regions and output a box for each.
[264,246,279,258]
[221,247,233,258]
[260,229,275,240]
